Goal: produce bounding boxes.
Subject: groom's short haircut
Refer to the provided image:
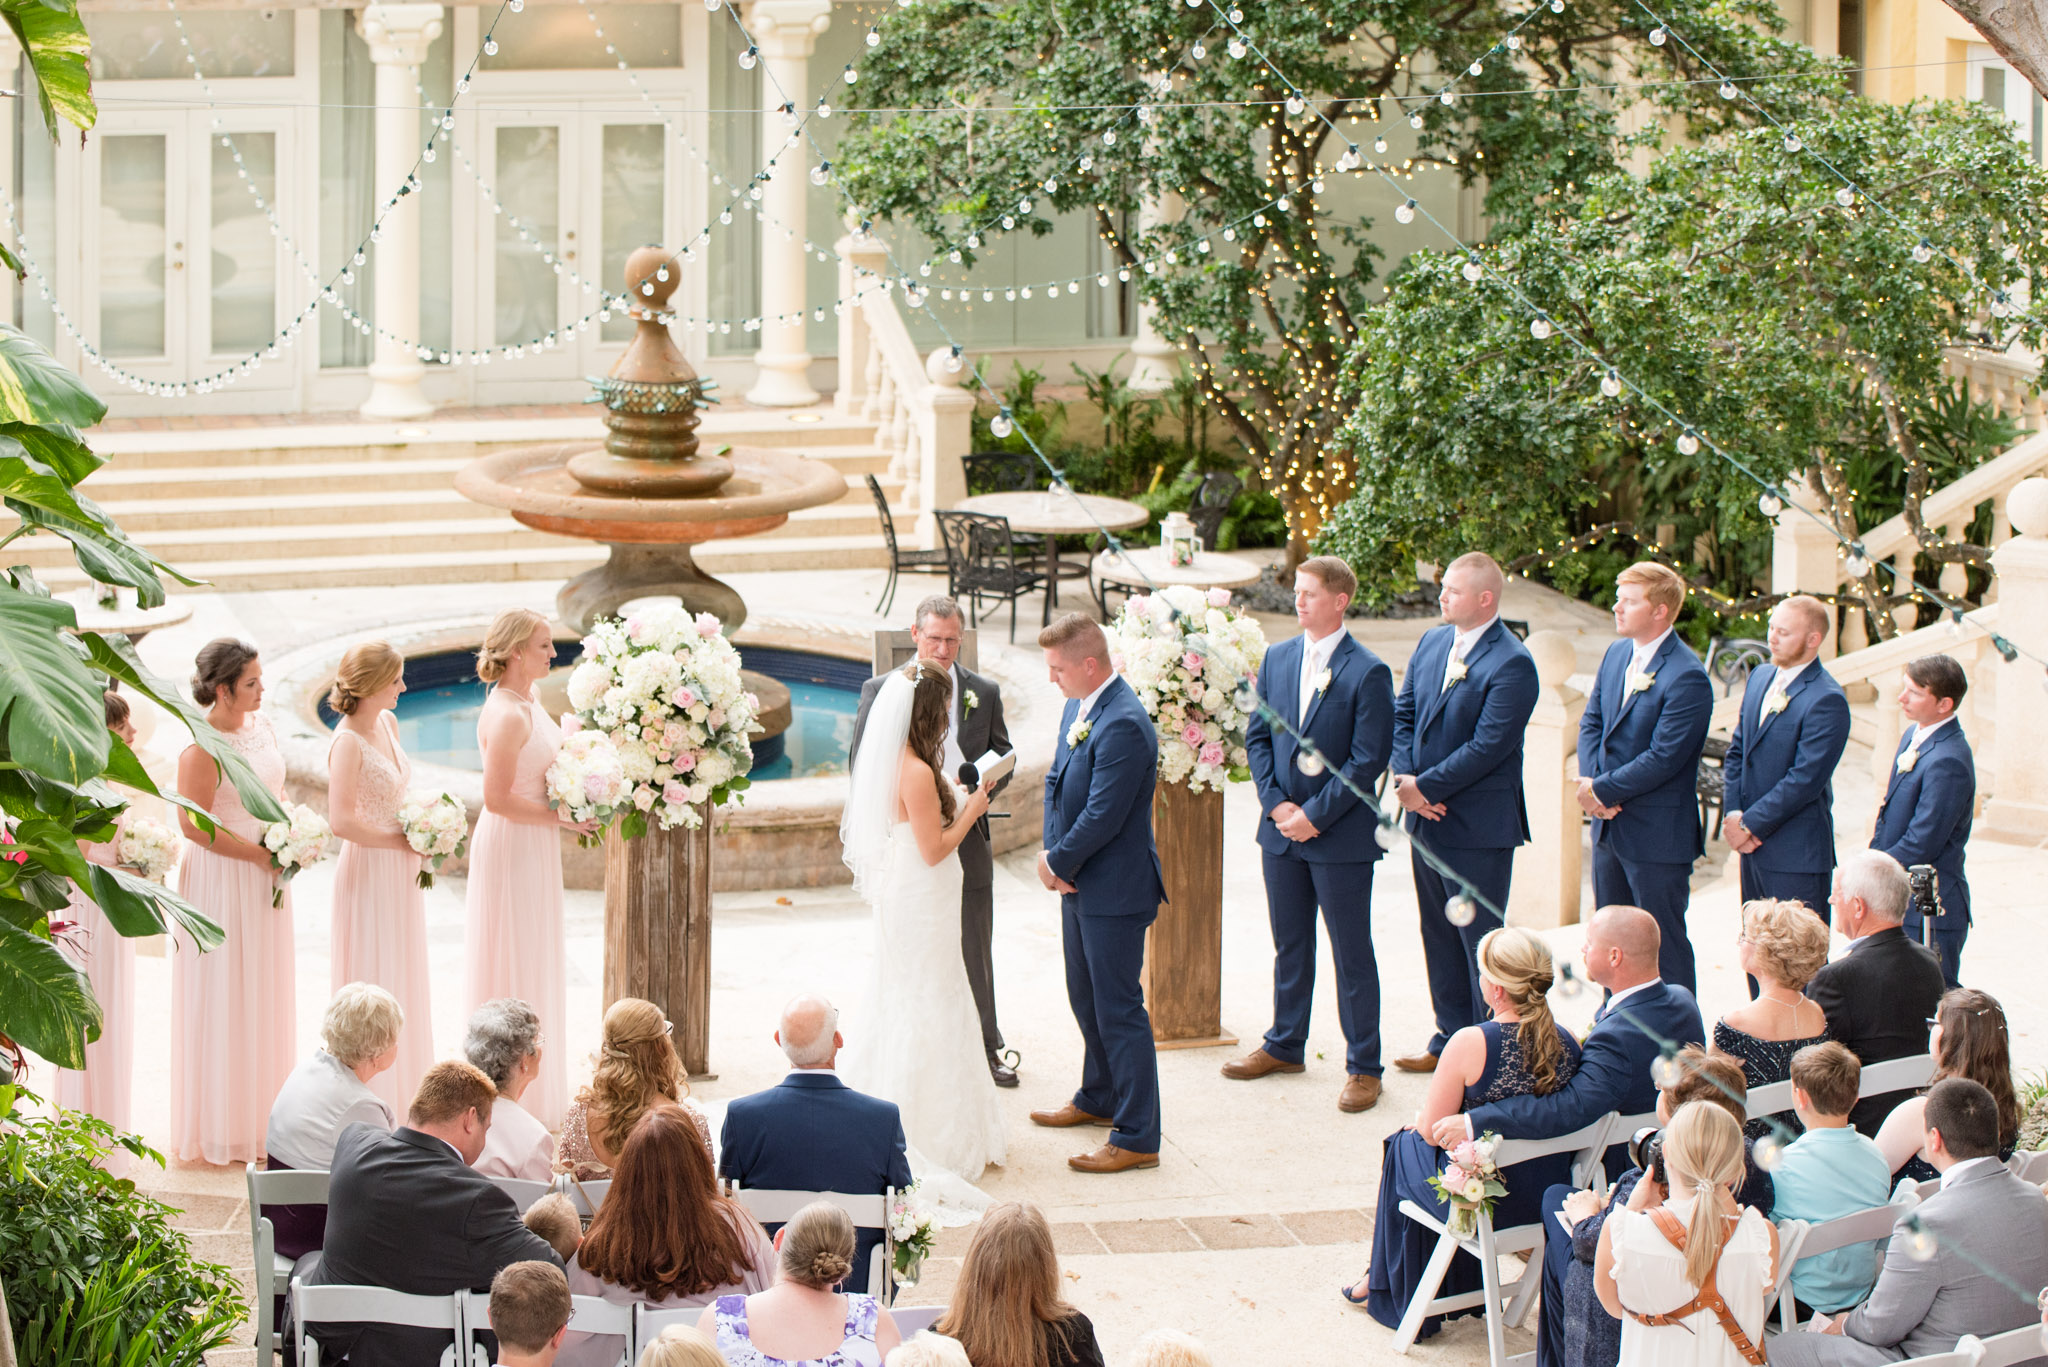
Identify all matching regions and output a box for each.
[1297,555,1357,603]
[779,994,840,1067]
[913,595,963,629]
[1616,561,1687,617]
[1038,613,1111,666]
[1444,551,1506,606]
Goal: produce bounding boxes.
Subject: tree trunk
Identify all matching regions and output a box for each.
[1941,0,2048,101]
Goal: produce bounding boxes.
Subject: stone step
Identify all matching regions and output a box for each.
[38,544,610,594]
[82,456,476,501]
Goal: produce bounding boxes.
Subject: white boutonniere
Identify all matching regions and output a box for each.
[1762,691,1790,718]
[1625,669,1655,696]
[1896,748,1919,774]
[964,688,980,712]
[1445,659,1469,687]
[1066,719,1092,749]
[1313,667,1333,696]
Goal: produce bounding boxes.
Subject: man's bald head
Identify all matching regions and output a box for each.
[1584,905,1663,992]
[777,994,841,1068]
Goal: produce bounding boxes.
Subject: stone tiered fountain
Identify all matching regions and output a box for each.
[455,245,847,1074]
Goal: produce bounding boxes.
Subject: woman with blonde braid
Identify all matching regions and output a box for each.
[555,996,711,1180]
[1353,927,1582,1331]
[1595,1100,1779,1367]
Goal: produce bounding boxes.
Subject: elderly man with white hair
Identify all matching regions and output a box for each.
[718,994,914,1285]
[1807,850,1948,1136]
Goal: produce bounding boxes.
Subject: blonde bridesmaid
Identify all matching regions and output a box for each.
[171,638,296,1165]
[327,642,434,1112]
[465,609,591,1131]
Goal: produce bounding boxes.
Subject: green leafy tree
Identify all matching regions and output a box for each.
[837,0,1831,564]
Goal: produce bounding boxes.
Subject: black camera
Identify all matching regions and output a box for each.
[1629,1125,1667,1189]
[1909,863,1942,939]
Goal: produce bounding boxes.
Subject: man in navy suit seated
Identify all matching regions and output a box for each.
[718,994,913,1287]
[1870,654,1975,988]
[1432,906,1705,1367]
[1721,594,1852,925]
[1576,562,1713,992]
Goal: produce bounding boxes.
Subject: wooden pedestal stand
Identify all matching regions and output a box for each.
[603,802,714,1077]
[1142,782,1237,1049]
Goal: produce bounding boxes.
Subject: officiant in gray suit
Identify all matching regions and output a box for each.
[849,594,1018,1086]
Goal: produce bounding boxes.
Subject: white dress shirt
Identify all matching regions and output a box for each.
[1297,627,1345,722]
[1629,628,1675,679]
[1903,715,1955,760]
[1442,617,1499,692]
[1601,978,1663,1017]
[943,662,967,779]
[1939,1155,2001,1190]
[1758,657,1813,725]
[1074,672,1116,725]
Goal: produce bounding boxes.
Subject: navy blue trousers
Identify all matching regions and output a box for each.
[1259,852,1381,1076]
[1902,904,1969,990]
[1411,843,1515,1055]
[1591,842,1697,994]
[1062,899,1161,1153]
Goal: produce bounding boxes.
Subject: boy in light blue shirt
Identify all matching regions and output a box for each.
[1771,1041,1896,1313]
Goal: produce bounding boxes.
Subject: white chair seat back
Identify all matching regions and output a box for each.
[893,1305,945,1336]
[562,1178,612,1219]
[2007,1150,2048,1185]
[292,1278,466,1367]
[1972,1324,2048,1367]
[634,1304,708,1364]
[249,1163,332,1366]
[1745,1080,1795,1120]
[1894,1338,1988,1367]
[1858,1055,1936,1098]
[729,1187,896,1297]
[486,1177,557,1214]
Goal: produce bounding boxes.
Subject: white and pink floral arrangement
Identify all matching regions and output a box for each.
[1109,583,1267,793]
[262,804,334,906]
[114,814,178,884]
[562,604,759,836]
[398,791,469,888]
[544,730,632,842]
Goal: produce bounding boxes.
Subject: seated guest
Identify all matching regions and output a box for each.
[560,1105,775,1367]
[1768,1079,2048,1367]
[1123,1330,1214,1367]
[720,993,914,1287]
[637,1325,726,1367]
[468,997,555,1183]
[1808,850,1946,1136]
[1876,988,2020,1185]
[558,996,710,1180]
[1771,1042,1894,1319]
[491,1260,574,1367]
[307,1060,562,1365]
[1593,1101,1779,1364]
[1715,897,1830,1140]
[1353,927,1583,1334]
[936,1202,1104,1367]
[887,1334,973,1367]
[264,982,403,1260]
[523,1192,582,1264]
[694,1201,903,1363]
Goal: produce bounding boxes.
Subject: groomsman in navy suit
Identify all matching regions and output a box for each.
[1721,594,1852,926]
[1228,555,1394,1113]
[1389,551,1540,1073]
[1871,654,1975,987]
[1576,562,1713,992]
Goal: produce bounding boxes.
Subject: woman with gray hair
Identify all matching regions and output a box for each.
[264,982,403,1258]
[468,997,555,1182]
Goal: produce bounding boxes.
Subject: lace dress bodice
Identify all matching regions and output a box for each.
[1469,1019,1579,1106]
[198,713,287,843]
[333,721,411,831]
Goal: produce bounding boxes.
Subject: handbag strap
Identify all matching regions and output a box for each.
[1621,1206,1766,1367]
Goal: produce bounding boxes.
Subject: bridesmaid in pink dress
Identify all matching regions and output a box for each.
[327,641,433,1113]
[172,638,297,1165]
[466,609,593,1132]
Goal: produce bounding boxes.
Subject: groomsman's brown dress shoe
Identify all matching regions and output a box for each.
[1068,1144,1159,1173]
[1338,1075,1383,1113]
[1393,1050,1440,1074]
[1220,1047,1306,1080]
[1029,1103,1111,1128]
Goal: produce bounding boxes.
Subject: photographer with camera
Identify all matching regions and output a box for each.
[1593,1101,1780,1367]
[1870,654,1974,990]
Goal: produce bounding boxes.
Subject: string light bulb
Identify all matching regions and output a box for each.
[1677,429,1701,455]
[1835,187,1855,207]
[1651,1051,1684,1088]
[1445,894,1477,927]
[1395,198,1417,224]
[1647,25,1666,44]
[1759,491,1784,517]
[1912,241,1934,264]
[738,44,757,68]
[1296,751,1326,776]
[1530,314,1551,339]
[990,408,1015,438]
[1719,79,1737,99]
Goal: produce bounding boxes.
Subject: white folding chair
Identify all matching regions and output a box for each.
[1389,1116,1614,1367]
[634,1304,709,1363]
[248,1163,330,1364]
[1892,1337,1988,1367]
[1973,1325,2048,1367]
[485,1176,557,1214]
[2007,1150,2048,1185]
[291,1277,467,1367]
[893,1305,945,1336]
[1858,1055,1937,1099]
[1745,1079,1795,1121]
[1768,1200,1907,1331]
[461,1289,632,1367]
[560,1177,613,1220]
[729,1187,896,1298]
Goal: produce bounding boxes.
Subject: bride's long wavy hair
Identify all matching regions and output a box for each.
[903,661,958,827]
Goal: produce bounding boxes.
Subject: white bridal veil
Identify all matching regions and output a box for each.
[839,666,913,901]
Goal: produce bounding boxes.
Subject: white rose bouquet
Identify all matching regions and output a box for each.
[545,729,632,843]
[1110,584,1268,792]
[562,605,758,835]
[888,1182,938,1281]
[114,815,177,884]
[398,790,470,889]
[1429,1132,1508,1238]
[263,804,334,907]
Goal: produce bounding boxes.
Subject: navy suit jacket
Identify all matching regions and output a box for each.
[718,1072,914,1283]
[1720,661,1852,874]
[1871,722,1975,925]
[1043,675,1167,916]
[1464,981,1706,1144]
[1245,631,1395,863]
[1578,634,1714,865]
[1391,619,1540,850]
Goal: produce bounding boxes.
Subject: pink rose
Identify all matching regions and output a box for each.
[1442,1164,1468,1188]
[663,721,688,749]
[559,713,582,734]
[1207,587,1232,608]
[677,687,698,709]
[674,752,697,772]
[1181,722,1205,747]
[707,708,725,729]
[1452,1141,1480,1169]
[663,780,690,806]
[1127,595,1151,618]
[1183,651,1204,674]
[745,692,761,711]
[582,773,610,801]
[695,613,722,638]
[1199,741,1225,766]
[625,615,646,642]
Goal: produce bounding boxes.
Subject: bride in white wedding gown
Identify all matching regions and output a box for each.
[838,662,1007,1195]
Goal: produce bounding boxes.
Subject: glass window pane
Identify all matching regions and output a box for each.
[484,5,679,70]
[100,135,167,359]
[600,125,665,342]
[496,125,560,345]
[212,132,276,354]
[1984,65,2007,113]
[88,11,294,80]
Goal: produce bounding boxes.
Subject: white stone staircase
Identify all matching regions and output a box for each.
[11,406,910,593]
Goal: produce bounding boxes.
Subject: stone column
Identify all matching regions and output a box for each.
[356,4,442,419]
[744,0,830,407]
[1510,630,1587,927]
[1127,191,1182,392]
[1772,472,1843,657]
[915,347,974,546]
[1980,477,2048,843]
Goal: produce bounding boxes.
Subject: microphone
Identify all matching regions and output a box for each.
[960,761,1011,818]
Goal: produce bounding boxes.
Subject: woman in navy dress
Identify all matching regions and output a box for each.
[1351,926,1582,1336]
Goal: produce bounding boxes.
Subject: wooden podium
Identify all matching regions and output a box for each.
[603,803,714,1077]
[1142,783,1237,1048]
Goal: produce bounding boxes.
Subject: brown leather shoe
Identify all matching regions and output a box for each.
[1067,1144,1160,1173]
[1220,1048,1306,1080]
[1339,1075,1383,1113]
[1393,1050,1439,1074]
[1028,1103,1112,1128]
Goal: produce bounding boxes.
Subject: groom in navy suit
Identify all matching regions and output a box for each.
[1229,555,1394,1114]
[1032,613,1167,1174]
[1871,654,1976,987]
[1721,594,1852,923]
[1576,562,1713,992]
[1390,551,1540,1072]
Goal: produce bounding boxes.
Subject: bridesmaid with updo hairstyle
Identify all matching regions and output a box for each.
[465,608,589,1131]
[327,641,432,1111]
[172,636,297,1164]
